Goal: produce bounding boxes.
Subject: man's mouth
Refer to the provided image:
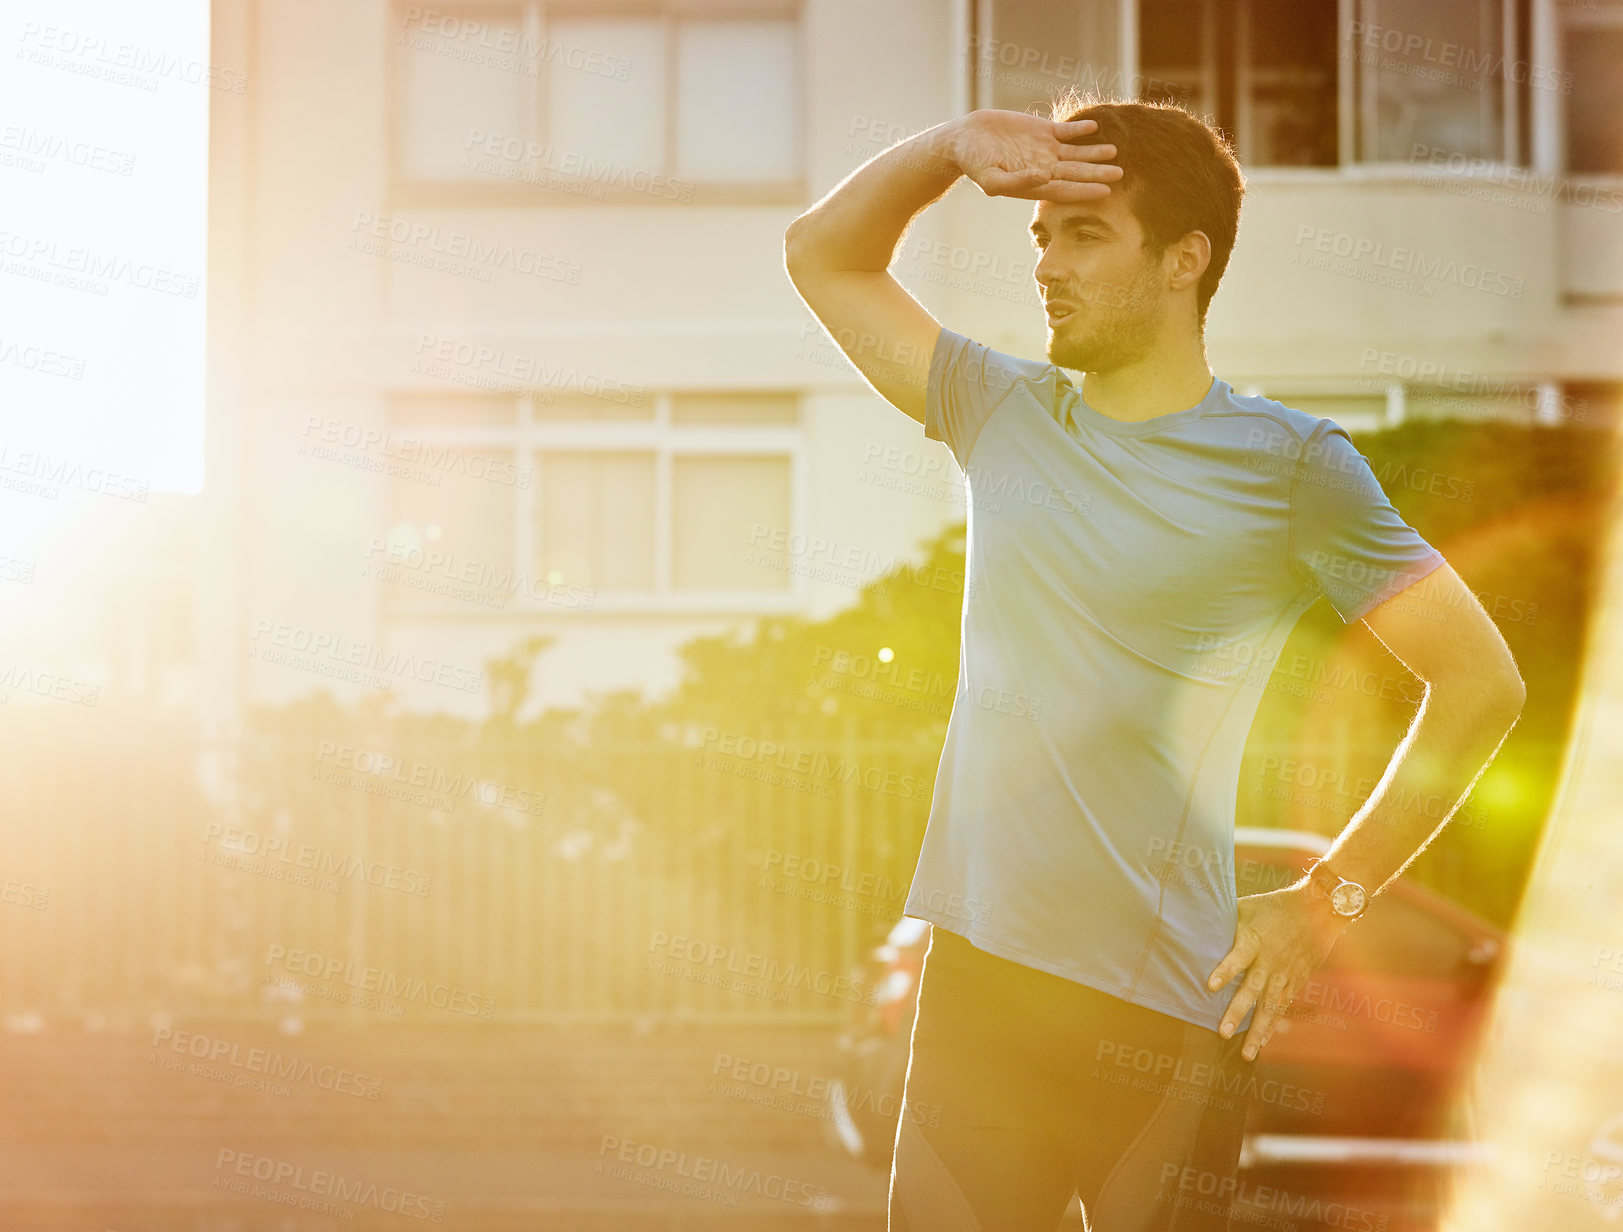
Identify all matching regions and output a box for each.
[1045,301,1077,324]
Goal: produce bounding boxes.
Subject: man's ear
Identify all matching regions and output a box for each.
[1167,230,1212,294]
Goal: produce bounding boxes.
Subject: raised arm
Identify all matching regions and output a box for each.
[783,110,1122,424]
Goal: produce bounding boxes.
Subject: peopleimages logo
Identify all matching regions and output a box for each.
[402,5,632,80]
[1409,143,1623,214]
[249,619,485,695]
[17,21,249,93]
[214,1149,445,1222]
[411,335,645,406]
[1291,224,1524,299]
[0,125,137,176]
[1345,20,1572,94]
[0,227,202,298]
[150,1027,382,1098]
[462,129,694,202]
[349,212,583,283]
[264,945,496,1019]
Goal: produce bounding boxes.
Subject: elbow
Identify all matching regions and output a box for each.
[783,212,820,278]
[1483,669,1526,726]
[783,225,805,278]
[1502,671,1527,718]
[1429,666,1525,726]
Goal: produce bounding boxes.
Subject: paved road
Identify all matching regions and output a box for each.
[0,1019,1455,1231]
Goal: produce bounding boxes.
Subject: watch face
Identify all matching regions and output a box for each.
[1330,882,1366,917]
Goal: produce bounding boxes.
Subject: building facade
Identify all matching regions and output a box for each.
[198,0,1623,730]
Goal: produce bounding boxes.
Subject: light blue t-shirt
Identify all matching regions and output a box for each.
[902,327,1446,1033]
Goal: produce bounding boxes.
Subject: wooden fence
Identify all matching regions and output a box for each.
[0,711,935,1026]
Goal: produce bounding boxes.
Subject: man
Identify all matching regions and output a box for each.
[784,93,1526,1231]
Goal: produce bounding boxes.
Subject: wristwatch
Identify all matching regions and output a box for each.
[1305,859,1368,920]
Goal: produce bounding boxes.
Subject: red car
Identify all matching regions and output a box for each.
[828,827,1504,1172]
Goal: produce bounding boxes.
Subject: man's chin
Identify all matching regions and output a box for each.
[1046,335,1101,372]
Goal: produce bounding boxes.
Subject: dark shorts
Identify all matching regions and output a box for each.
[889,927,1256,1232]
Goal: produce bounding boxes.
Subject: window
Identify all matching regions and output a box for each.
[1238,0,1338,166]
[970,0,1124,115]
[1136,0,1216,116]
[1562,4,1623,174]
[537,452,658,590]
[1268,382,1603,429]
[392,1,801,201]
[974,0,1534,167]
[1347,0,1528,164]
[382,391,802,612]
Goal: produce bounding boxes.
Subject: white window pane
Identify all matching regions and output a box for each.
[399,11,528,180]
[673,455,790,591]
[1361,0,1503,161]
[675,21,798,182]
[538,453,656,591]
[547,19,666,173]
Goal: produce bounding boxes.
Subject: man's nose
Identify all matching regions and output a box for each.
[1033,253,1062,295]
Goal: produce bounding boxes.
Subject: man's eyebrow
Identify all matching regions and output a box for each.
[1029,214,1117,237]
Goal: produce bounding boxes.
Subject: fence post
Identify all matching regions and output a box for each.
[840,714,859,1011]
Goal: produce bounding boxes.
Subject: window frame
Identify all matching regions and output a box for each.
[1240,377,1578,429]
[1554,0,1623,183]
[380,391,809,616]
[1235,382,1400,432]
[386,0,807,208]
[976,0,1559,175]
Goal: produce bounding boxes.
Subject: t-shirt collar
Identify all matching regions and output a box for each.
[1061,373,1229,438]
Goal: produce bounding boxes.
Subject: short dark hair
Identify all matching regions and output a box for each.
[1049,90,1245,329]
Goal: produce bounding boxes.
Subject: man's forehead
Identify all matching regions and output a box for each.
[1029,194,1135,235]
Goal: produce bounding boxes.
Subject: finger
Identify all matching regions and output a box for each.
[1218,966,1269,1040]
[1241,1011,1274,1061]
[1049,159,1125,182]
[974,165,1050,197]
[1242,973,1291,1060]
[1047,142,1118,166]
[1208,938,1257,992]
[1052,118,1100,142]
[1025,180,1115,204]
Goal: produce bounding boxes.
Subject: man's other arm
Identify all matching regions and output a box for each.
[1211,561,1525,1057]
[783,111,1121,424]
[1318,560,1526,893]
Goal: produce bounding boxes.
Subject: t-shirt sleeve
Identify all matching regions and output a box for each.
[1288,420,1447,623]
[924,327,1060,470]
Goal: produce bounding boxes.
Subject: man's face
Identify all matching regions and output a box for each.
[1029,191,1168,374]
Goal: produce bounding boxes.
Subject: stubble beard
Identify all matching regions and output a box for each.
[1044,262,1165,375]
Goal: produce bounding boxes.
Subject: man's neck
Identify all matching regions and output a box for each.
[1078,335,1215,423]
